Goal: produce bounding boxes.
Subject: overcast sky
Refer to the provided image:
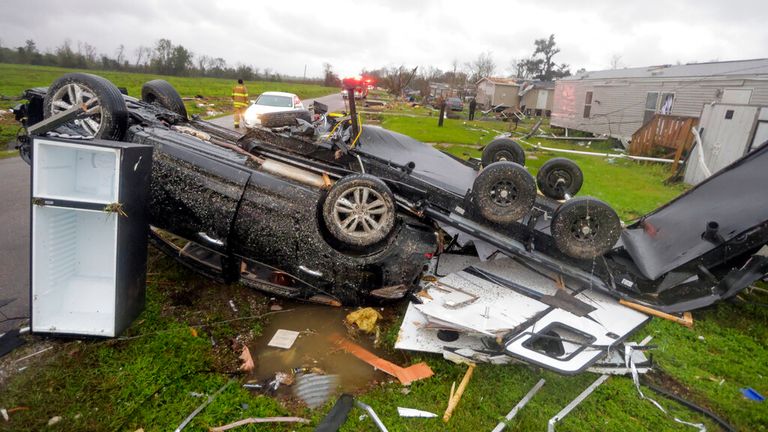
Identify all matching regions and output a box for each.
[1,0,766,78]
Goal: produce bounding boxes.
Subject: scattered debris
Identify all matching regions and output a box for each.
[547,374,609,432]
[396,257,649,375]
[627,346,706,431]
[173,380,233,432]
[13,346,53,363]
[209,416,310,431]
[355,400,389,432]
[397,407,438,418]
[315,394,354,432]
[492,378,546,432]
[741,387,765,402]
[346,308,382,333]
[47,416,62,426]
[238,346,254,372]
[331,334,433,385]
[228,300,238,313]
[0,409,7,421]
[267,329,300,349]
[619,300,694,328]
[442,363,475,422]
[294,373,339,408]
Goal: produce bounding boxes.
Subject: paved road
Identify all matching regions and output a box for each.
[209,92,345,130]
[0,156,29,333]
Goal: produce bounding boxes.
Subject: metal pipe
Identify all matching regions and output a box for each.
[355,400,389,432]
[518,139,682,164]
[492,378,546,432]
[547,375,609,432]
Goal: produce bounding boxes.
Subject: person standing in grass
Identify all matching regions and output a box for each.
[469,98,477,121]
[231,79,249,128]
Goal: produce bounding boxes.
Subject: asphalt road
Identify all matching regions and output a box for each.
[209,92,346,130]
[0,156,29,333]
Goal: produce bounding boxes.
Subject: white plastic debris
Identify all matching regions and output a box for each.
[268,329,300,349]
[397,407,438,418]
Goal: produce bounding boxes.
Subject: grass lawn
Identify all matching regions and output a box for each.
[0,63,336,146]
[1,101,766,432]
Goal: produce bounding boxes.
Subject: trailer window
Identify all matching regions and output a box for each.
[660,93,674,115]
[583,91,593,118]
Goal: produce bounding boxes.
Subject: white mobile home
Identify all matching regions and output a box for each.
[551,59,768,140]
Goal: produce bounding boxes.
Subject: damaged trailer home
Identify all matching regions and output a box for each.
[551,58,768,142]
[12,73,768,374]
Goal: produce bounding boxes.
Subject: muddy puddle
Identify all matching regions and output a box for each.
[247,304,389,394]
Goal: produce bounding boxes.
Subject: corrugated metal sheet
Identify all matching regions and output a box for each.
[293,373,339,409]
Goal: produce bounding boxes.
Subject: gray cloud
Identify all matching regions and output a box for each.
[0,0,765,77]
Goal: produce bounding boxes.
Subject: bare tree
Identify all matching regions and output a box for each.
[466,52,496,83]
[381,65,418,98]
[609,53,622,70]
[115,44,126,67]
[134,45,150,67]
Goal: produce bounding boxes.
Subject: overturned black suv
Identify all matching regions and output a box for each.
[14,73,768,311]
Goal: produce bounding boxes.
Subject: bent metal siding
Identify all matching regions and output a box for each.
[551,77,768,140]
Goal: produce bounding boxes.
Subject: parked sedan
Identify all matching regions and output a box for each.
[445,97,464,111]
[242,91,304,128]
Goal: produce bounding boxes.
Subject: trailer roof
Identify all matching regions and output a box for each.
[563,58,768,81]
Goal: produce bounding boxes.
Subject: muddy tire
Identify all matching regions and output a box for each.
[473,161,536,224]
[536,157,584,200]
[43,73,128,140]
[482,138,526,167]
[550,197,621,259]
[141,79,187,118]
[322,174,396,248]
[260,109,312,128]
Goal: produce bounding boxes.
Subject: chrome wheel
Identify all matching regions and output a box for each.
[50,82,103,137]
[332,186,389,239]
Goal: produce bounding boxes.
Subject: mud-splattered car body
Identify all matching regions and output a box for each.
[16,85,436,305]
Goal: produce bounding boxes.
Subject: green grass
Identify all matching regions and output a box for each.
[0,63,336,146]
[0,149,18,159]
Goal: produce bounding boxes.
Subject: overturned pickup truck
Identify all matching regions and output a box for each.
[13,73,768,312]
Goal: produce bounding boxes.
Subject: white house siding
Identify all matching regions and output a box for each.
[552,77,768,140]
[476,81,495,107]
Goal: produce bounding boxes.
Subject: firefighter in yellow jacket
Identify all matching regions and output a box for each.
[231,79,249,128]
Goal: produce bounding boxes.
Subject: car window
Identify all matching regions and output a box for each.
[255,95,293,108]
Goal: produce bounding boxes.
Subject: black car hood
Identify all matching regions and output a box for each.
[355,126,477,196]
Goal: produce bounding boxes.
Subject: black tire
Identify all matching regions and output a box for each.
[43,73,128,140]
[482,138,526,166]
[260,109,312,128]
[536,157,584,200]
[473,161,536,224]
[141,79,187,118]
[322,174,396,248]
[550,197,621,259]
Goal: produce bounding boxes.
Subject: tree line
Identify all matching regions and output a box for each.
[0,38,317,83]
[347,34,572,98]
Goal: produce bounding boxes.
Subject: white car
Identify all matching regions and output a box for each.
[242,91,305,128]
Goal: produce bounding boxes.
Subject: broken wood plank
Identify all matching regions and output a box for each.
[619,299,693,327]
